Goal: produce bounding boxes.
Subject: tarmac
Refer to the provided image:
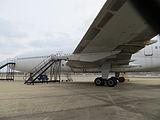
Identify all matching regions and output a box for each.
[0,75,160,120]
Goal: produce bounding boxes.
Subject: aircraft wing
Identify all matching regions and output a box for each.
[69,0,157,68]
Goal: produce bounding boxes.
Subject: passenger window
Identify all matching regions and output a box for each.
[155,46,158,49]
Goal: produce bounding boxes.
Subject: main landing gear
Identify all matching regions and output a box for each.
[94,76,125,87]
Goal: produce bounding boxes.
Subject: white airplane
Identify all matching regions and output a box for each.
[8,0,160,86]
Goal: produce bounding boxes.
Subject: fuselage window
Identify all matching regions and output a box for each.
[155,46,158,49]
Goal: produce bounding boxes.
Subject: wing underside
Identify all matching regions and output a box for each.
[69,0,157,68]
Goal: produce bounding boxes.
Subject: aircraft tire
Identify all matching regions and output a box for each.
[106,77,117,87]
[111,77,118,85]
[94,77,105,86]
[118,77,125,83]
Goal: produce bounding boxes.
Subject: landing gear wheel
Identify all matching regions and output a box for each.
[118,77,125,83]
[94,77,105,86]
[106,77,117,87]
[110,77,118,85]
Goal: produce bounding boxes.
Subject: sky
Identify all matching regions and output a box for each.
[0,0,106,60]
[0,0,160,62]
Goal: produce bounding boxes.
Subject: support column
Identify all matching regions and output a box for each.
[101,63,111,79]
[115,72,120,78]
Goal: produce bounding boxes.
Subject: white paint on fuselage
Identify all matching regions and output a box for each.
[113,40,160,72]
[131,44,160,72]
[15,56,71,73]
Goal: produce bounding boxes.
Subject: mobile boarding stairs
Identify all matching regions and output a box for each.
[0,59,15,80]
[24,55,67,85]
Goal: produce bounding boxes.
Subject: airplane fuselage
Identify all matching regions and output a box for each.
[14,40,160,74]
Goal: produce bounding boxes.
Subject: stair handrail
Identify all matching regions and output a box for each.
[0,58,15,68]
[31,54,57,72]
[7,58,15,63]
[0,60,7,67]
[24,54,57,81]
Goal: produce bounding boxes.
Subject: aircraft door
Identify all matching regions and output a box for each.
[144,45,153,56]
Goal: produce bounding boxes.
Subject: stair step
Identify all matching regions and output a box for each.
[24,55,66,84]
